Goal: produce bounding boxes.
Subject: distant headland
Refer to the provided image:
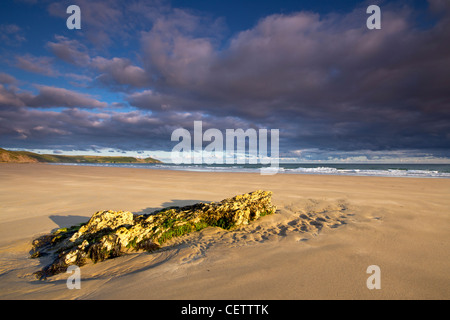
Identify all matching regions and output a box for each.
[0,148,162,164]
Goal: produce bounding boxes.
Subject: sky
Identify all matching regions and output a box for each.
[0,0,449,163]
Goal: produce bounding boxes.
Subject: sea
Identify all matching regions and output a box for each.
[50,162,450,178]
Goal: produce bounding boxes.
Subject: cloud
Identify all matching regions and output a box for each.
[15,54,58,77]
[24,85,108,109]
[90,57,150,89]
[46,35,91,66]
[0,84,25,107]
[2,0,449,158]
[140,7,223,88]
[0,95,259,151]
[129,1,450,153]
[0,24,26,46]
[0,106,167,150]
[46,36,149,90]
[0,72,18,85]
[0,83,107,109]
[47,0,124,48]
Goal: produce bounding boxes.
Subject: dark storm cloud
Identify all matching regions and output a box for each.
[1,0,449,158]
[127,0,450,153]
[0,103,248,151]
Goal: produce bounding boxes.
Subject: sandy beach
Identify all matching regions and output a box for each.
[0,163,449,300]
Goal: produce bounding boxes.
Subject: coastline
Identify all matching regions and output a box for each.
[0,163,449,299]
[44,161,450,179]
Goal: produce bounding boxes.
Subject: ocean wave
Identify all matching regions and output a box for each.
[48,163,450,178]
[284,167,450,178]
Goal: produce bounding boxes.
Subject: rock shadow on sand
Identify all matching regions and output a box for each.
[48,215,89,229]
[133,199,212,215]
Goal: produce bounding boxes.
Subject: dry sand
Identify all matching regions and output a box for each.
[0,163,449,300]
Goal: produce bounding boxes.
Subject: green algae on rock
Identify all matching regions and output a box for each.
[31,190,276,279]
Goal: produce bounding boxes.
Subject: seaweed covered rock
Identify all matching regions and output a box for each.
[31,190,276,279]
[70,210,134,242]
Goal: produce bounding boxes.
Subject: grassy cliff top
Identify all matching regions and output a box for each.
[0,148,162,164]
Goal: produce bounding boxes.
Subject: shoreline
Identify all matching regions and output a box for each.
[3,162,450,179]
[0,163,449,299]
